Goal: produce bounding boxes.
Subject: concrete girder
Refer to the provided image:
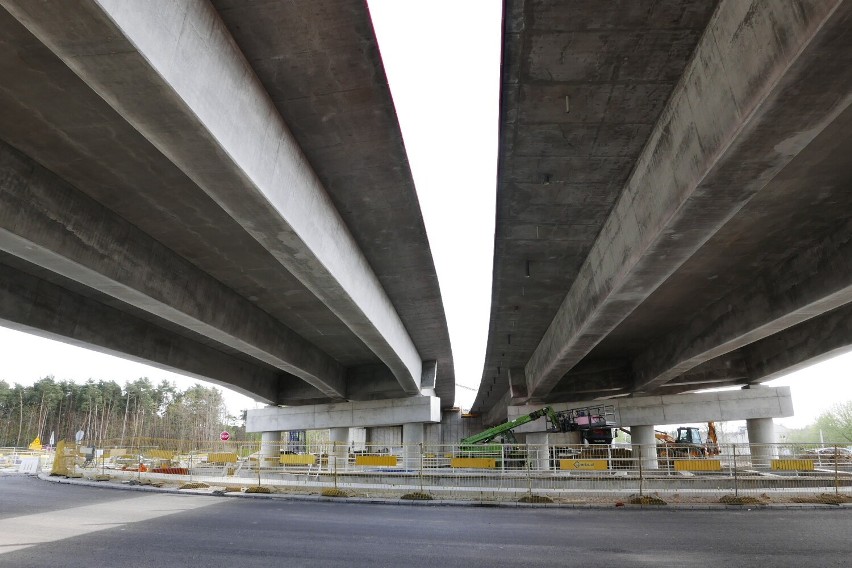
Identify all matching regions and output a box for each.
[524,0,850,399]
[0,259,283,403]
[681,302,852,387]
[245,396,441,432]
[508,387,794,434]
[744,303,852,383]
[0,0,423,395]
[642,304,851,396]
[0,140,347,399]
[633,219,852,392]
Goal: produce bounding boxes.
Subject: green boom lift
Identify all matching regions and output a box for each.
[458,407,561,467]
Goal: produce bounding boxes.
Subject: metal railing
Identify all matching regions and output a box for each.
[41,440,852,504]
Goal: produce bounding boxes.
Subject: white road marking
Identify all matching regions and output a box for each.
[0,493,221,554]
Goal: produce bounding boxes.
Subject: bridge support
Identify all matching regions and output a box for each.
[630,425,659,471]
[402,423,425,470]
[329,427,350,470]
[260,431,282,464]
[746,417,777,469]
[246,396,440,432]
[526,431,581,471]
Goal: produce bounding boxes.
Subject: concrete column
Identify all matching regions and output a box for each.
[631,425,658,471]
[329,427,350,471]
[260,431,281,467]
[526,431,582,471]
[746,417,777,469]
[402,423,424,470]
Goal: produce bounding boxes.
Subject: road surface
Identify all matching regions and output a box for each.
[1,474,849,567]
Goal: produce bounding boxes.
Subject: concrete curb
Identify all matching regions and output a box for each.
[34,473,852,511]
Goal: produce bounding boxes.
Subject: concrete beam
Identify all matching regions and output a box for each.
[650,303,852,395]
[0,139,346,399]
[0,0,423,395]
[245,396,441,432]
[737,302,852,384]
[633,220,852,391]
[507,367,528,403]
[0,259,282,403]
[524,0,850,399]
[508,387,794,434]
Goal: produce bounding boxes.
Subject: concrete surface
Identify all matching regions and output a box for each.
[507,387,794,434]
[476,0,852,418]
[0,0,847,428]
[4,474,851,568]
[246,396,441,432]
[0,0,454,406]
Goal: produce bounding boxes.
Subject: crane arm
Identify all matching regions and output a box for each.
[460,407,553,445]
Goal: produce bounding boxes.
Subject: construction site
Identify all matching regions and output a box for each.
[10,402,850,508]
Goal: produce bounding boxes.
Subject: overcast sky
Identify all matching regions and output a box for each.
[2,2,850,429]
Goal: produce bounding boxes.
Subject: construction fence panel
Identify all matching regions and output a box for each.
[59,440,851,504]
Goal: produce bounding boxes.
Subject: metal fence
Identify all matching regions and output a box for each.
[41,440,852,504]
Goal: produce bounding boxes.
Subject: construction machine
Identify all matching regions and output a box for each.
[460,407,558,450]
[656,422,720,459]
[458,407,558,468]
[458,405,618,468]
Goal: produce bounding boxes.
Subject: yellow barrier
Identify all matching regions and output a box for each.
[207,452,239,464]
[451,457,496,469]
[354,455,398,467]
[109,448,128,457]
[145,450,173,460]
[560,459,608,471]
[771,459,814,471]
[281,454,317,466]
[673,459,722,472]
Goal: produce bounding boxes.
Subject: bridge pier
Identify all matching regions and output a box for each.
[328,427,350,471]
[746,417,777,469]
[526,431,581,471]
[402,423,425,470]
[260,431,281,467]
[630,425,659,471]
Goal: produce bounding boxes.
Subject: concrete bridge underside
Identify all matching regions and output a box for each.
[0,0,454,407]
[475,0,852,420]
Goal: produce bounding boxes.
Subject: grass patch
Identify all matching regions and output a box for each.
[245,486,272,494]
[720,495,763,505]
[321,488,349,498]
[179,482,210,490]
[791,493,852,505]
[518,495,553,504]
[628,495,667,506]
[401,492,434,501]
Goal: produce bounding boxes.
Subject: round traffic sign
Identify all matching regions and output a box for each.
[220,431,231,441]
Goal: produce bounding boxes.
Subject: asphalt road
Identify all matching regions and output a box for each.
[1,473,850,567]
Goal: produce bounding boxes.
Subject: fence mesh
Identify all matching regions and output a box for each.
[15,440,852,505]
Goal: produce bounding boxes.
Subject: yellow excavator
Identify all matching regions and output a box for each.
[655,422,720,458]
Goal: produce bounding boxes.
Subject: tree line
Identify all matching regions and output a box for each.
[0,376,247,447]
[780,400,852,444]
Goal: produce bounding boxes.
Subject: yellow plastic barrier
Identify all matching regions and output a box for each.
[281,454,317,466]
[560,459,608,471]
[673,459,721,472]
[207,452,239,464]
[354,455,398,467]
[145,450,173,460]
[771,459,814,471]
[451,457,496,469]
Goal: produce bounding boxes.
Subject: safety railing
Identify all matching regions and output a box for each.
[48,440,852,504]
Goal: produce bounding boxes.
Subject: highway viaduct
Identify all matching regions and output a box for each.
[1,1,850,451]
